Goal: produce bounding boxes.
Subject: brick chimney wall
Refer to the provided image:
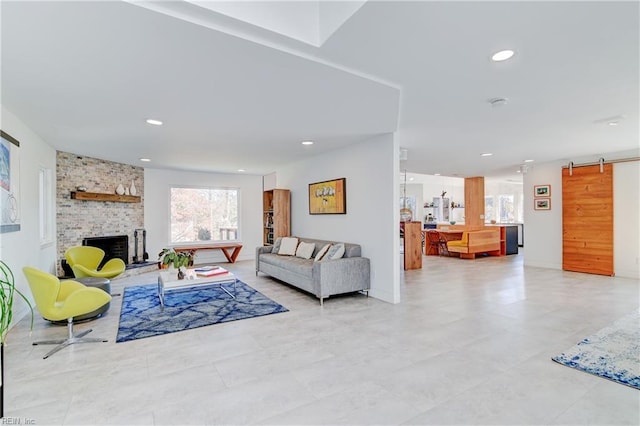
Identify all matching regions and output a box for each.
[56,151,144,274]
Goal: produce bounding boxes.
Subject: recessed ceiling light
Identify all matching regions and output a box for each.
[524,159,534,163]
[237,169,245,172]
[301,140,314,145]
[140,158,151,162]
[146,119,163,126]
[608,121,619,126]
[434,173,441,176]
[481,153,493,157]
[491,49,515,62]
[516,170,521,173]
[409,177,414,181]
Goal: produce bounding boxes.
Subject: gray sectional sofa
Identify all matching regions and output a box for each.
[256,237,370,305]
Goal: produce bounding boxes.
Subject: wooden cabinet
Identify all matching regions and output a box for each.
[263,189,290,245]
[488,225,519,255]
[403,221,423,270]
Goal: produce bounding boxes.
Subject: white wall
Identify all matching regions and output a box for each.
[0,106,57,324]
[614,161,640,278]
[276,133,400,304]
[524,151,640,278]
[144,169,263,264]
[523,161,564,270]
[263,172,277,191]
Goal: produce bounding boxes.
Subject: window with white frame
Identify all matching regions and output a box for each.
[39,167,54,245]
[169,187,239,243]
[485,196,495,223]
[498,194,515,223]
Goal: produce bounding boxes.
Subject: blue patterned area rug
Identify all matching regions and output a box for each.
[116,280,288,342]
[552,309,640,389]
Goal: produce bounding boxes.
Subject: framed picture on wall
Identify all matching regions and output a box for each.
[534,184,551,197]
[0,130,20,233]
[309,178,346,214]
[534,198,551,210]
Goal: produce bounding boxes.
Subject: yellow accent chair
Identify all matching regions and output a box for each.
[65,246,126,279]
[447,231,468,258]
[22,267,112,359]
[446,231,468,249]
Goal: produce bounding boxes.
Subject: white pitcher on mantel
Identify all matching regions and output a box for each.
[130,180,137,196]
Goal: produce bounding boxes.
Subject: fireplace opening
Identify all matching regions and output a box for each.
[82,235,128,268]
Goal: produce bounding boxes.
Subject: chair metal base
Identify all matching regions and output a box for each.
[33,318,108,359]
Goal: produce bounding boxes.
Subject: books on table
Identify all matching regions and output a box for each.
[194,265,220,272]
[195,266,228,277]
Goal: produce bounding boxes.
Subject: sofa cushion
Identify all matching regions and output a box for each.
[314,244,332,261]
[295,242,315,259]
[278,237,299,256]
[271,237,283,254]
[325,243,345,260]
[260,253,313,278]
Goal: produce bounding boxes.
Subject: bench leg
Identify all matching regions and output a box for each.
[220,247,243,263]
[229,246,242,263]
[459,253,476,259]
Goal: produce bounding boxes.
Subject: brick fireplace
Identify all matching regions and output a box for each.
[56,151,144,275]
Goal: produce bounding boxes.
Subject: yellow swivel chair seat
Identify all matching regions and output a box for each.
[23,267,112,359]
[65,245,126,279]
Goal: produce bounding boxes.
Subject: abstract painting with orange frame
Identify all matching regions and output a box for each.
[309,178,346,214]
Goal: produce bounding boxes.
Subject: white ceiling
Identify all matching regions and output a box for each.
[1,1,638,179]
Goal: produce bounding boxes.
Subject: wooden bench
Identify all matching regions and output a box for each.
[173,243,243,264]
[446,229,501,259]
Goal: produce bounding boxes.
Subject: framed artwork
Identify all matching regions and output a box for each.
[534,198,551,210]
[534,184,551,197]
[309,178,346,214]
[0,130,20,233]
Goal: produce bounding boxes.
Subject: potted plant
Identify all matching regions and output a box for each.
[0,260,33,418]
[158,248,193,280]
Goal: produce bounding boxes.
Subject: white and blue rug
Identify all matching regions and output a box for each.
[116,280,288,342]
[552,309,640,389]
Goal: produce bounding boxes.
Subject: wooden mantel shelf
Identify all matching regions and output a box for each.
[70,191,141,203]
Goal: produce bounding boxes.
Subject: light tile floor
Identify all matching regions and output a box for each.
[4,253,640,425]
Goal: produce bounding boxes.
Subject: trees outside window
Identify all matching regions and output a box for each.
[170,187,238,243]
[485,196,495,223]
[499,194,515,223]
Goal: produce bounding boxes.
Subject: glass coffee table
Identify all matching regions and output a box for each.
[157,268,236,308]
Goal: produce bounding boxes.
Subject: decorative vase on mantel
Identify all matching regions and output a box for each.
[130,180,137,196]
[115,184,125,195]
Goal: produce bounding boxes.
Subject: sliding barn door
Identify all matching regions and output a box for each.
[562,163,614,276]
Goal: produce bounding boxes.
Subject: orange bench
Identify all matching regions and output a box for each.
[447,229,500,259]
[173,243,243,263]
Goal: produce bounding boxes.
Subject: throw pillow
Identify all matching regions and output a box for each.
[278,237,299,256]
[295,242,315,260]
[271,237,283,254]
[314,244,332,262]
[325,243,345,260]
